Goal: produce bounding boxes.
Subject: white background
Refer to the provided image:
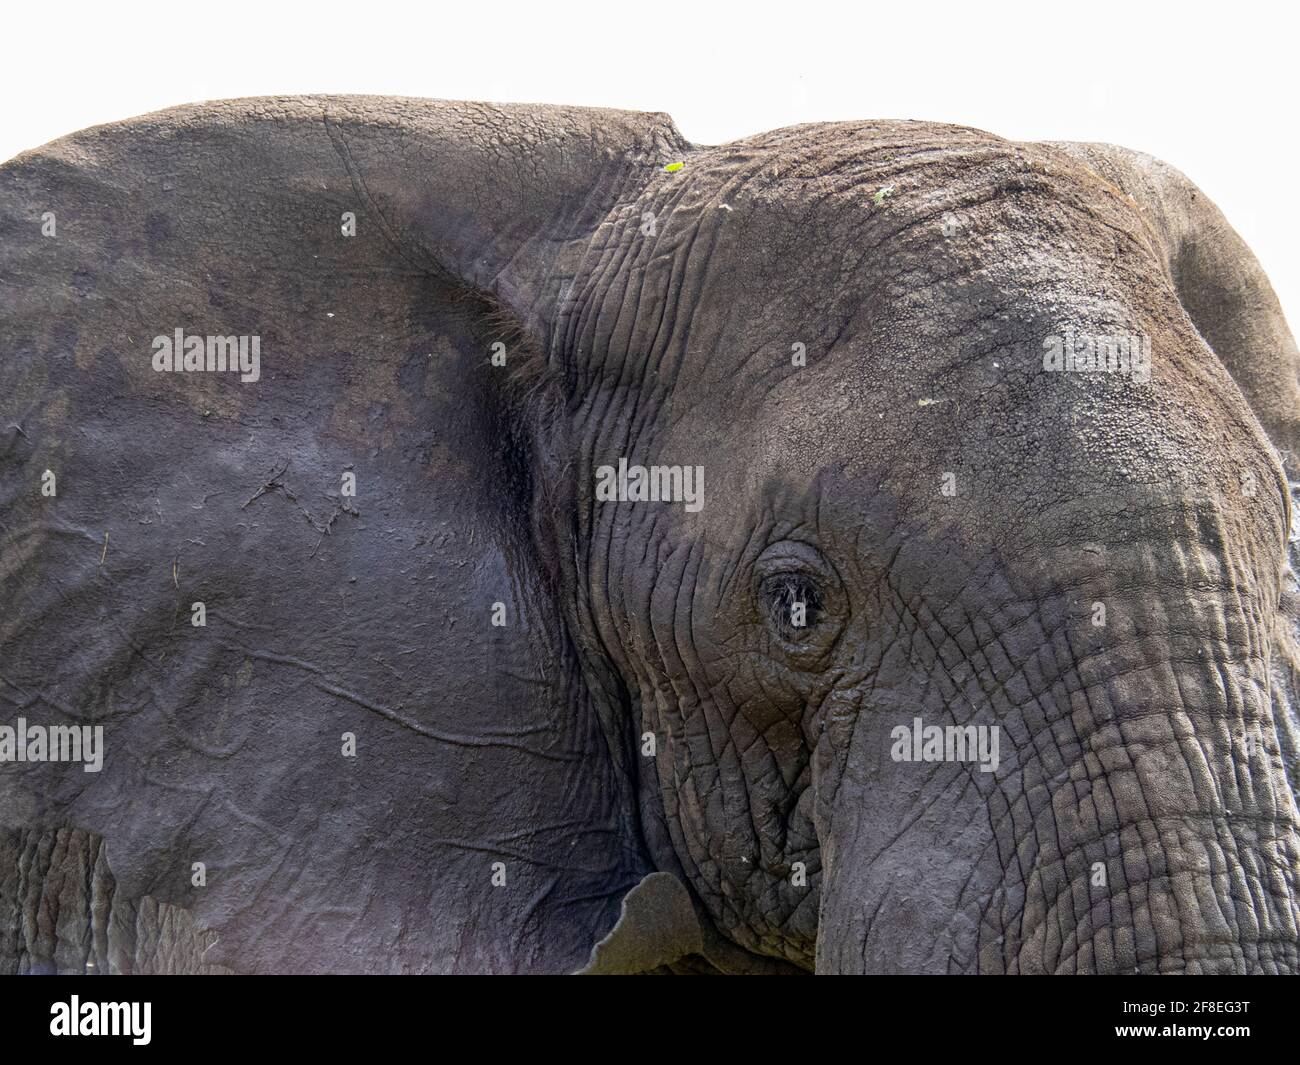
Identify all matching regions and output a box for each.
[4,0,1297,326]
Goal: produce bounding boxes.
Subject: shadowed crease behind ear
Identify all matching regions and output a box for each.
[324,96,688,601]
[329,97,689,772]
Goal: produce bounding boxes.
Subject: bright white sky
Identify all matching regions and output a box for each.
[5,0,1298,326]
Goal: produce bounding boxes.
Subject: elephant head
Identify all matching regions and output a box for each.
[2,98,1298,974]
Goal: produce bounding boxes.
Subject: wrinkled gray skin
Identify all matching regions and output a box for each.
[2,98,1299,974]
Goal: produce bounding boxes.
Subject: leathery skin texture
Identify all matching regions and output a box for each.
[1,96,1298,974]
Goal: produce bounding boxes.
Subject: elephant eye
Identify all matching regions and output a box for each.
[760,573,825,640]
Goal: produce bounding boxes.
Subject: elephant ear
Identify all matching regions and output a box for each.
[1040,141,1300,465]
[0,96,686,973]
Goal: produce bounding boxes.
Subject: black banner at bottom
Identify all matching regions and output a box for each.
[1,974,1293,1051]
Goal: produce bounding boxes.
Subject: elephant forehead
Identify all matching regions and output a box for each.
[643,121,1149,276]
[694,348,1288,570]
[588,130,1161,399]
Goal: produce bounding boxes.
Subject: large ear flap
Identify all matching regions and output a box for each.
[1040,142,1300,466]
[0,97,687,974]
[1,95,687,388]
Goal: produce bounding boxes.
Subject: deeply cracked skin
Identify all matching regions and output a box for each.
[1,97,1298,973]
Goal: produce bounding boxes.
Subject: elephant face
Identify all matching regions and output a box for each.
[2,100,1299,974]
[558,124,1300,971]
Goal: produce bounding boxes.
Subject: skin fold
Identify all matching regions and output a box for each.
[1,97,1297,974]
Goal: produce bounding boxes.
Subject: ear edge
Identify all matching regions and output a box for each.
[322,97,689,347]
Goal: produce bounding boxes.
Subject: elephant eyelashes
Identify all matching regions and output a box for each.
[760,573,826,640]
[752,541,848,657]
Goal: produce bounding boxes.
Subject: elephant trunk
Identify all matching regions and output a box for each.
[813,570,1300,974]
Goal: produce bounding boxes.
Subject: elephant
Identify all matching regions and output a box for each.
[1,95,1299,975]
